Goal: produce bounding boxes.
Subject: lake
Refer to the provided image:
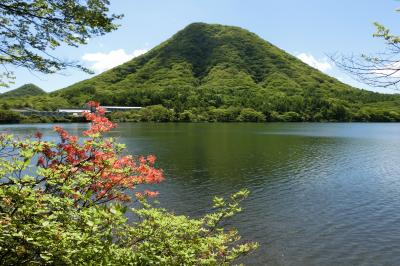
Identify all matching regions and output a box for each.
[2,122,400,265]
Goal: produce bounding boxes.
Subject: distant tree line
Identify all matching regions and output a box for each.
[108,104,400,123]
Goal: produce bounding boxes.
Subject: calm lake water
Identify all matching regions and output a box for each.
[2,122,400,266]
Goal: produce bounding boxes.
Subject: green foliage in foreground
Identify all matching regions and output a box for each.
[1,185,256,265]
[0,0,121,86]
[0,125,257,265]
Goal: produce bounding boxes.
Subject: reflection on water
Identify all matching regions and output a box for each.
[2,122,400,266]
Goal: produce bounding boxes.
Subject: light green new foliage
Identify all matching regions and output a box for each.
[127,190,258,265]
[0,130,258,265]
[0,0,122,86]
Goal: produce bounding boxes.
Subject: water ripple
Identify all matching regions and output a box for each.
[3,122,400,265]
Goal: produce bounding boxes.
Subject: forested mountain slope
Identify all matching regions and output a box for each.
[1,84,46,99]
[3,23,400,121]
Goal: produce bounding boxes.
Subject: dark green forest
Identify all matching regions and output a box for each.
[2,23,400,122]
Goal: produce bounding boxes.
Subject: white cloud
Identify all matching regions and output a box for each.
[82,49,148,73]
[297,53,333,72]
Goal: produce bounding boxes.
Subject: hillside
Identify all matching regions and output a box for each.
[1,84,46,99]
[3,23,400,121]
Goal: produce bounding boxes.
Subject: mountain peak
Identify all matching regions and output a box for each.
[44,23,400,121]
[153,22,283,80]
[1,84,46,99]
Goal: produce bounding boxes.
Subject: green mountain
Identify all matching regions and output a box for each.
[1,84,46,99]
[3,23,400,121]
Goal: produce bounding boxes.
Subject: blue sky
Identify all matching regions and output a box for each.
[4,0,400,93]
